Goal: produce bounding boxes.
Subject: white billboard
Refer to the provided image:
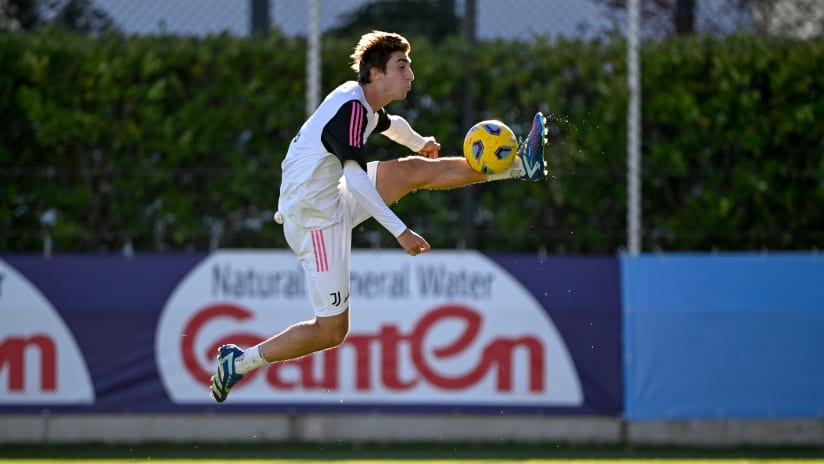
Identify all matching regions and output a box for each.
[156,250,582,407]
[0,259,95,404]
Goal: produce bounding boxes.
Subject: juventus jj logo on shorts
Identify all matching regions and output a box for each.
[330,291,349,307]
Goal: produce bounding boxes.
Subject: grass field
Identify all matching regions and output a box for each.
[5,461,824,464]
[2,443,824,463]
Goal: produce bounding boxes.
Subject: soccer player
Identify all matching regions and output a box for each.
[209,30,547,402]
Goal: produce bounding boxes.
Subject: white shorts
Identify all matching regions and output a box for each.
[283,161,380,317]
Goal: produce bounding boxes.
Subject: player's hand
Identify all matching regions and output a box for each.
[397,228,431,256]
[418,138,441,159]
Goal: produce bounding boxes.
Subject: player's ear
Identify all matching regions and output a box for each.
[370,66,384,81]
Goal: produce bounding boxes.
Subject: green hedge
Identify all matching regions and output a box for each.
[1,30,822,253]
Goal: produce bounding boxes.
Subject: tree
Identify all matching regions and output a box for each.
[598,0,824,39]
[597,0,696,37]
[328,0,461,43]
[0,0,116,33]
[673,0,695,35]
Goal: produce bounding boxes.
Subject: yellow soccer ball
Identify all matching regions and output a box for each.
[463,120,518,174]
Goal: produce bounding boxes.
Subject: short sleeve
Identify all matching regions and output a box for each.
[321,100,368,170]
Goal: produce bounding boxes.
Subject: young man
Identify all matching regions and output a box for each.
[209,30,547,403]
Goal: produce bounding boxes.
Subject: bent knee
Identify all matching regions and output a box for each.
[320,323,348,348]
[315,311,349,349]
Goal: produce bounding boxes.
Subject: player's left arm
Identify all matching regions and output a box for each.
[417,139,441,159]
[378,110,441,159]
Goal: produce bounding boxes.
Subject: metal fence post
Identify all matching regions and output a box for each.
[459,0,477,249]
[306,0,321,116]
[627,0,642,255]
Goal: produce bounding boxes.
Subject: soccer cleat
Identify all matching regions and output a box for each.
[209,344,245,403]
[518,112,548,181]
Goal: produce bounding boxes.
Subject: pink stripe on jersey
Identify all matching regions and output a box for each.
[349,102,362,147]
[312,230,329,272]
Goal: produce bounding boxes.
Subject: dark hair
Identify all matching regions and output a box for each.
[350,30,411,84]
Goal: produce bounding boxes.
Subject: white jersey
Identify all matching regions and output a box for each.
[277,81,389,229]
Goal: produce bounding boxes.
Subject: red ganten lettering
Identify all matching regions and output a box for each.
[0,335,57,391]
[182,303,544,393]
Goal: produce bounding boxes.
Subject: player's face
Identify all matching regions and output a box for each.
[380,51,414,100]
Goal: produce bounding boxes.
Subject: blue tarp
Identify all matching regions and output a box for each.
[622,253,824,420]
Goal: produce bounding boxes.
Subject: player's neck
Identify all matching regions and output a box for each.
[360,82,390,112]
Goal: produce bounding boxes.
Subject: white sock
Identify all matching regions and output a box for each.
[233,344,268,375]
[486,155,525,181]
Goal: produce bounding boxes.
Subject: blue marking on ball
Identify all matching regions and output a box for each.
[494,145,513,160]
[471,140,484,161]
[481,123,502,135]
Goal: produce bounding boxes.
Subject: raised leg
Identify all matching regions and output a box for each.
[374,155,488,205]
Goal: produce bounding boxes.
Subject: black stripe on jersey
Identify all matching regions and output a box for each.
[375,108,391,133]
[321,99,368,171]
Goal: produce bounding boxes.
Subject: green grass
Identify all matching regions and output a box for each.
[6,461,824,464]
[2,443,824,463]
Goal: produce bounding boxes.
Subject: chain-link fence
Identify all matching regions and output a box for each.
[82,0,824,40]
[88,1,607,40]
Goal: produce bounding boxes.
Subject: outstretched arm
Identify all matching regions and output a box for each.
[343,160,430,256]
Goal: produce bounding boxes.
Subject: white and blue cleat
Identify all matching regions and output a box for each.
[209,344,245,403]
[518,112,548,181]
